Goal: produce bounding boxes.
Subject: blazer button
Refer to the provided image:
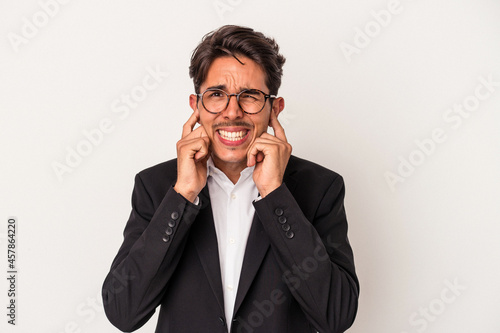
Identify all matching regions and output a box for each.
[218,316,225,326]
[281,223,291,231]
[278,216,287,224]
[165,227,173,235]
[171,211,179,220]
[162,236,170,242]
[274,208,284,216]
[168,220,176,228]
[285,230,295,239]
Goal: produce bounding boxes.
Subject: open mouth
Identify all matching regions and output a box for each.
[218,130,248,141]
[216,129,250,145]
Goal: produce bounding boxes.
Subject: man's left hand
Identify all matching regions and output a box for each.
[247,111,292,197]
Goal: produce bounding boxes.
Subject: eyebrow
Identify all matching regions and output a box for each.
[206,85,253,92]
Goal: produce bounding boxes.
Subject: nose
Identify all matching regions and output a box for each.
[221,93,244,119]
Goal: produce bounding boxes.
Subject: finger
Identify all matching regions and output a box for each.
[177,134,209,157]
[184,123,208,140]
[247,141,269,167]
[197,149,211,165]
[254,133,282,143]
[194,137,211,161]
[269,111,287,142]
[199,124,209,138]
[256,151,265,163]
[247,143,257,167]
[247,137,291,167]
[181,110,201,138]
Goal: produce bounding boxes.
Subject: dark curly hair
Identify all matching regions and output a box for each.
[189,25,286,95]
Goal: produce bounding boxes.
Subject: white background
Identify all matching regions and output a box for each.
[1,0,499,332]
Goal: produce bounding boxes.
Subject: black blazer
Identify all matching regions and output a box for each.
[102,155,359,333]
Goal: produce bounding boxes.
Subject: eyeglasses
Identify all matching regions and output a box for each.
[197,88,276,114]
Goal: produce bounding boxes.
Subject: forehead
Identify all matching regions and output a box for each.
[202,56,268,92]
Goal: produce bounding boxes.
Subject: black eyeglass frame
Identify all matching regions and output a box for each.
[196,88,276,115]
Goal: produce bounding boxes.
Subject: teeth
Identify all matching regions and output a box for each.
[218,130,247,141]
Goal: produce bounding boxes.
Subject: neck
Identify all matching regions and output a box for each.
[212,156,247,184]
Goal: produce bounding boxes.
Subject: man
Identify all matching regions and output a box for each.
[102,25,359,333]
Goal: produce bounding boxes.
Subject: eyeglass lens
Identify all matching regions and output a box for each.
[202,89,266,114]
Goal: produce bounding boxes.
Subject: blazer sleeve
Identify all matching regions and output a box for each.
[253,174,359,333]
[102,172,201,332]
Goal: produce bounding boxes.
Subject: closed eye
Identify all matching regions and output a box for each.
[240,90,260,100]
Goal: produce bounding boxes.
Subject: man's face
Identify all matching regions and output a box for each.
[189,55,283,170]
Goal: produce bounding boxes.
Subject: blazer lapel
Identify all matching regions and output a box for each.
[233,213,270,315]
[191,185,225,315]
[233,158,299,315]
[190,158,300,318]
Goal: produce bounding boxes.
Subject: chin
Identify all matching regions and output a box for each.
[213,151,247,165]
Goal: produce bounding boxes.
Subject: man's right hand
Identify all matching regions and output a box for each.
[173,110,211,203]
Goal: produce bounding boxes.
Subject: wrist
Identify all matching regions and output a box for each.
[258,182,281,198]
[173,185,199,203]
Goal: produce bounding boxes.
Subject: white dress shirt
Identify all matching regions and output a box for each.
[206,157,259,329]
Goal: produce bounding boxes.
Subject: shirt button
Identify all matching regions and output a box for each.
[171,211,179,220]
[227,285,233,291]
[275,208,284,216]
[229,238,235,244]
[231,193,237,200]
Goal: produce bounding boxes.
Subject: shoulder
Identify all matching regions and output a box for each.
[283,155,346,216]
[133,159,178,200]
[284,155,345,203]
[286,155,343,184]
[136,158,177,181]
